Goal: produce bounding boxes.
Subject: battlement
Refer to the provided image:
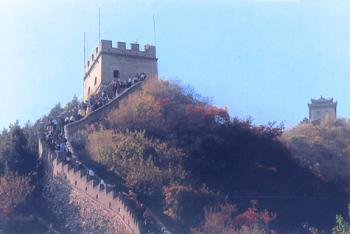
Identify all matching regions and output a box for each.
[309,96,337,106]
[39,141,141,234]
[85,40,157,73]
[39,137,171,234]
[308,96,337,122]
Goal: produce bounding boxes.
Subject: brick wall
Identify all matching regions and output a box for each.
[40,79,171,234]
[39,139,141,234]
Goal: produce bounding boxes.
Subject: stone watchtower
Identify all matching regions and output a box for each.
[308,97,337,122]
[83,40,158,101]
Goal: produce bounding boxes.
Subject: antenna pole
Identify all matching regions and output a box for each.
[84,32,86,70]
[99,8,101,42]
[153,14,156,46]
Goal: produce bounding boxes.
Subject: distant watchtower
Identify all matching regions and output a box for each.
[308,97,337,122]
[83,40,158,101]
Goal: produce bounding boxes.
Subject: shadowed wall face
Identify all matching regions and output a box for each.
[83,40,158,101]
[39,140,141,234]
[308,97,337,122]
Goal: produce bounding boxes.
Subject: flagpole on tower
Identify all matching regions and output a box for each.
[99,8,101,42]
[86,40,89,63]
[153,14,156,46]
[83,32,86,70]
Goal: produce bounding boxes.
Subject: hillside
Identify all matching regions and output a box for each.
[70,78,347,233]
[0,78,348,233]
[282,117,350,194]
[0,123,52,233]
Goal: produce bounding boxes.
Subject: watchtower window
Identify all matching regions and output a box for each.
[94,77,97,86]
[88,87,91,96]
[113,70,120,78]
[96,194,99,199]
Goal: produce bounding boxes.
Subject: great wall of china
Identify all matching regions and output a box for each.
[39,80,171,234]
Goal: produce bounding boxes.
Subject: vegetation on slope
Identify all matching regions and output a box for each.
[1,77,349,233]
[81,77,347,233]
[87,130,187,194]
[0,98,81,233]
[0,123,43,232]
[282,117,350,192]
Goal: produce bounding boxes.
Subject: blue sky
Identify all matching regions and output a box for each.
[1,0,350,129]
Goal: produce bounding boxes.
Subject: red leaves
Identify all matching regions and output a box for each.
[192,200,277,233]
[234,206,277,227]
[186,104,227,117]
[158,98,173,107]
[186,104,230,124]
[0,172,34,215]
[234,207,258,225]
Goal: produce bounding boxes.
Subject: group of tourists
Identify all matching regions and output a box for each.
[44,119,161,233]
[45,118,69,154]
[83,72,147,115]
[56,73,148,125]
[42,73,167,234]
[44,117,99,181]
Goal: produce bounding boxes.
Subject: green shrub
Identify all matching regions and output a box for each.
[333,205,350,234]
[87,130,186,194]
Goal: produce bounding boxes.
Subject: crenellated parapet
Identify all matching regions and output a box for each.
[41,78,170,234]
[39,138,142,234]
[83,39,158,101]
[308,96,337,122]
[85,40,157,75]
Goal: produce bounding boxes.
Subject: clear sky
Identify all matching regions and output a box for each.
[1,0,350,130]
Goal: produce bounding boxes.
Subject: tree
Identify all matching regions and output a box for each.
[0,171,34,216]
[108,92,162,132]
[191,201,276,234]
[163,183,218,227]
[333,205,350,234]
[281,118,350,192]
[0,122,37,174]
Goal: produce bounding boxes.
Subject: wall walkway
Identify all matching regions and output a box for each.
[41,79,171,234]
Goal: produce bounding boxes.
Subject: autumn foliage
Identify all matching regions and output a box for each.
[83,77,347,232]
[192,201,276,234]
[87,130,186,194]
[109,92,162,131]
[281,118,350,192]
[0,172,34,216]
[162,183,218,227]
